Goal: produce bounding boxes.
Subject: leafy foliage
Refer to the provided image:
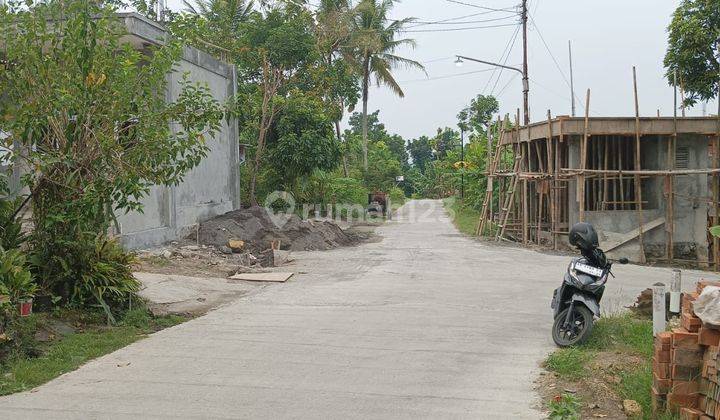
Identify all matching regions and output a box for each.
[0,0,223,314]
[664,0,720,105]
[0,248,36,304]
[270,94,341,184]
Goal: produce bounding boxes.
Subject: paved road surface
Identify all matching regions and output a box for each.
[0,199,717,419]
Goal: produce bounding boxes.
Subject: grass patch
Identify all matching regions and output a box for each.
[543,313,663,419]
[443,196,482,236]
[0,309,187,395]
[545,347,590,380]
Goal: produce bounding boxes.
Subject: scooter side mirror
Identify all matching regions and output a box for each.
[618,257,629,264]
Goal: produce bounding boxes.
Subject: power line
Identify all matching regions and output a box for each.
[496,72,520,97]
[445,0,518,13]
[408,15,518,28]
[528,12,587,113]
[529,78,596,115]
[481,24,520,94]
[402,23,518,33]
[485,24,521,95]
[528,13,570,89]
[399,68,497,83]
[392,9,516,27]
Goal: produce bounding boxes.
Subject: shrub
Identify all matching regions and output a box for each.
[0,0,221,316]
[330,177,368,206]
[0,248,37,304]
[388,186,406,207]
[30,235,139,325]
[0,197,27,251]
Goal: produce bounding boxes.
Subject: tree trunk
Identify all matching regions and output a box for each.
[336,120,349,177]
[248,126,267,207]
[361,56,370,172]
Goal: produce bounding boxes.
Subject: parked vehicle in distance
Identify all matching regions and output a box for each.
[551,222,628,347]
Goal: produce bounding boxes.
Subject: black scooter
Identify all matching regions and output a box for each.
[551,249,628,347]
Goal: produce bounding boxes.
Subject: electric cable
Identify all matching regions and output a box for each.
[402,23,518,33]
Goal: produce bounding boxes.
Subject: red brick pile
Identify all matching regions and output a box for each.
[653,281,720,419]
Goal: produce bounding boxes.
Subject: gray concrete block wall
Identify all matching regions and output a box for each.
[117,15,240,249]
[566,133,710,261]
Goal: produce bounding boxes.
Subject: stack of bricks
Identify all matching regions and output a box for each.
[653,280,720,419]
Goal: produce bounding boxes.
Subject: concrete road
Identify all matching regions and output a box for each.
[1,199,718,419]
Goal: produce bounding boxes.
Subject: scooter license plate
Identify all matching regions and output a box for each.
[575,262,603,277]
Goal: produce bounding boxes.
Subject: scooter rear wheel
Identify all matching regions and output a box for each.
[552,305,594,347]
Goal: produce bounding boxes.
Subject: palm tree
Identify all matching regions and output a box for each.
[316,0,355,176]
[349,0,424,172]
[183,0,254,54]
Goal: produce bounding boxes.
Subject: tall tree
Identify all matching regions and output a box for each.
[316,0,359,177]
[431,127,459,161]
[664,0,720,105]
[349,0,424,171]
[407,136,433,173]
[457,94,499,137]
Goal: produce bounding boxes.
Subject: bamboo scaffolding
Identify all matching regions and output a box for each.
[632,67,646,263]
[715,97,720,269]
[560,168,720,176]
[579,89,590,222]
[486,79,718,269]
[475,116,506,236]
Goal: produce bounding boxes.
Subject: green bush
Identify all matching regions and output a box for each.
[330,177,368,206]
[0,197,27,251]
[30,235,139,325]
[388,186,406,207]
[0,248,37,304]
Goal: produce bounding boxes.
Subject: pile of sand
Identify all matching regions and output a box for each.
[195,206,355,253]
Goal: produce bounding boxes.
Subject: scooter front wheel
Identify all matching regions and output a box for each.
[552,305,594,347]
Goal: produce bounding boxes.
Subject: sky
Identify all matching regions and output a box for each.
[357,0,718,140]
[165,0,719,140]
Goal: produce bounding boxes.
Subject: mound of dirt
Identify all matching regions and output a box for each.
[195,206,355,253]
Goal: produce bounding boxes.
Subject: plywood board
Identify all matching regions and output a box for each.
[229,272,294,283]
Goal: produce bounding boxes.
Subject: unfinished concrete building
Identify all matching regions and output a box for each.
[476,114,720,267]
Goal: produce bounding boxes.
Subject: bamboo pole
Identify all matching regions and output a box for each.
[547,110,557,249]
[579,89,590,222]
[516,109,529,245]
[667,71,677,262]
[561,168,720,176]
[714,91,720,269]
[476,116,505,236]
[632,67,646,263]
[618,137,625,210]
[602,139,609,210]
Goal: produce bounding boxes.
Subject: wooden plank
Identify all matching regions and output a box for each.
[601,217,666,252]
[229,272,294,283]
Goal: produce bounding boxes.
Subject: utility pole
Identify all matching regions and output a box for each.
[568,40,576,117]
[521,0,530,125]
